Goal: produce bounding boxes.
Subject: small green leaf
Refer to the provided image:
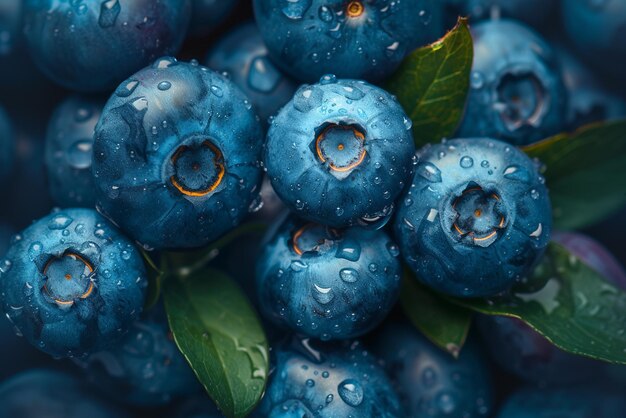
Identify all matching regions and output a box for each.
[386,17,473,146]
[452,242,626,364]
[523,120,626,229]
[401,271,472,358]
[164,269,269,418]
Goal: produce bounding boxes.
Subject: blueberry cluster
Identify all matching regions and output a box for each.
[0,0,624,417]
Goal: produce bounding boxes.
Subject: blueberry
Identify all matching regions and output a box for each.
[394,138,552,297]
[254,337,403,417]
[457,20,566,146]
[562,0,626,81]
[253,0,444,83]
[0,369,131,418]
[265,77,415,228]
[23,0,192,92]
[205,22,298,126]
[497,386,626,418]
[458,0,556,28]
[45,95,105,208]
[478,231,626,384]
[93,58,264,250]
[372,323,494,418]
[556,46,626,130]
[0,208,147,358]
[0,104,14,181]
[76,306,201,406]
[256,215,401,340]
[0,0,23,56]
[190,0,238,37]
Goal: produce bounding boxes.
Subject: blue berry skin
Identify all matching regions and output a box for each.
[189,0,237,37]
[478,231,626,385]
[93,58,264,250]
[394,138,552,298]
[265,77,415,228]
[0,104,14,181]
[457,20,566,146]
[459,0,556,28]
[497,387,626,418]
[45,95,105,208]
[0,208,147,358]
[23,0,191,92]
[562,0,626,80]
[0,0,23,56]
[253,0,444,83]
[256,215,401,341]
[373,323,494,418]
[76,307,201,407]
[556,46,626,130]
[0,370,131,418]
[254,338,403,417]
[205,23,298,127]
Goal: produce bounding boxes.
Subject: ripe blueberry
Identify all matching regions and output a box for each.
[0,208,147,358]
[45,95,105,208]
[0,369,132,418]
[256,215,401,340]
[205,22,298,127]
[394,138,552,297]
[556,46,626,130]
[457,20,566,146]
[265,77,415,228]
[253,0,444,82]
[373,323,494,418]
[254,337,403,417]
[76,306,201,406]
[23,0,192,92]
[93,57,264,250]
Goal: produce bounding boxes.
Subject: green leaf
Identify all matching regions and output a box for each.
[523,120,626,229]
[164,269,269,418]
[401,271,472,358]
[452,242,626,364]
[140,249,164,310]
[386,17,473,146]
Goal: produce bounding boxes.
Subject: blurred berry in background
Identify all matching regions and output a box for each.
[205,22,298,127]
[23,0,192,92]
[457,20,566,145]
[45,95,105,208]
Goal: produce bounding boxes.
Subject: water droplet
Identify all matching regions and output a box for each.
[336,239,361,262]
[503,165,530,182]
[460,156,474,168]
[320,74,337,85]
[306,378,315,387]
[248,57,281,93]
[313,284,334,304]
[157,81,171,91]
[340,268,359,283]
[471,71,485,89]
[386,242,400,257]
[318,5,333,21]
[290,260,308,272]
[48,214,73,230]
[66,140,93,169]
[417,162,442,183]
[210,85,223,97]
[338,379,364,407]
[99,0,120,28]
